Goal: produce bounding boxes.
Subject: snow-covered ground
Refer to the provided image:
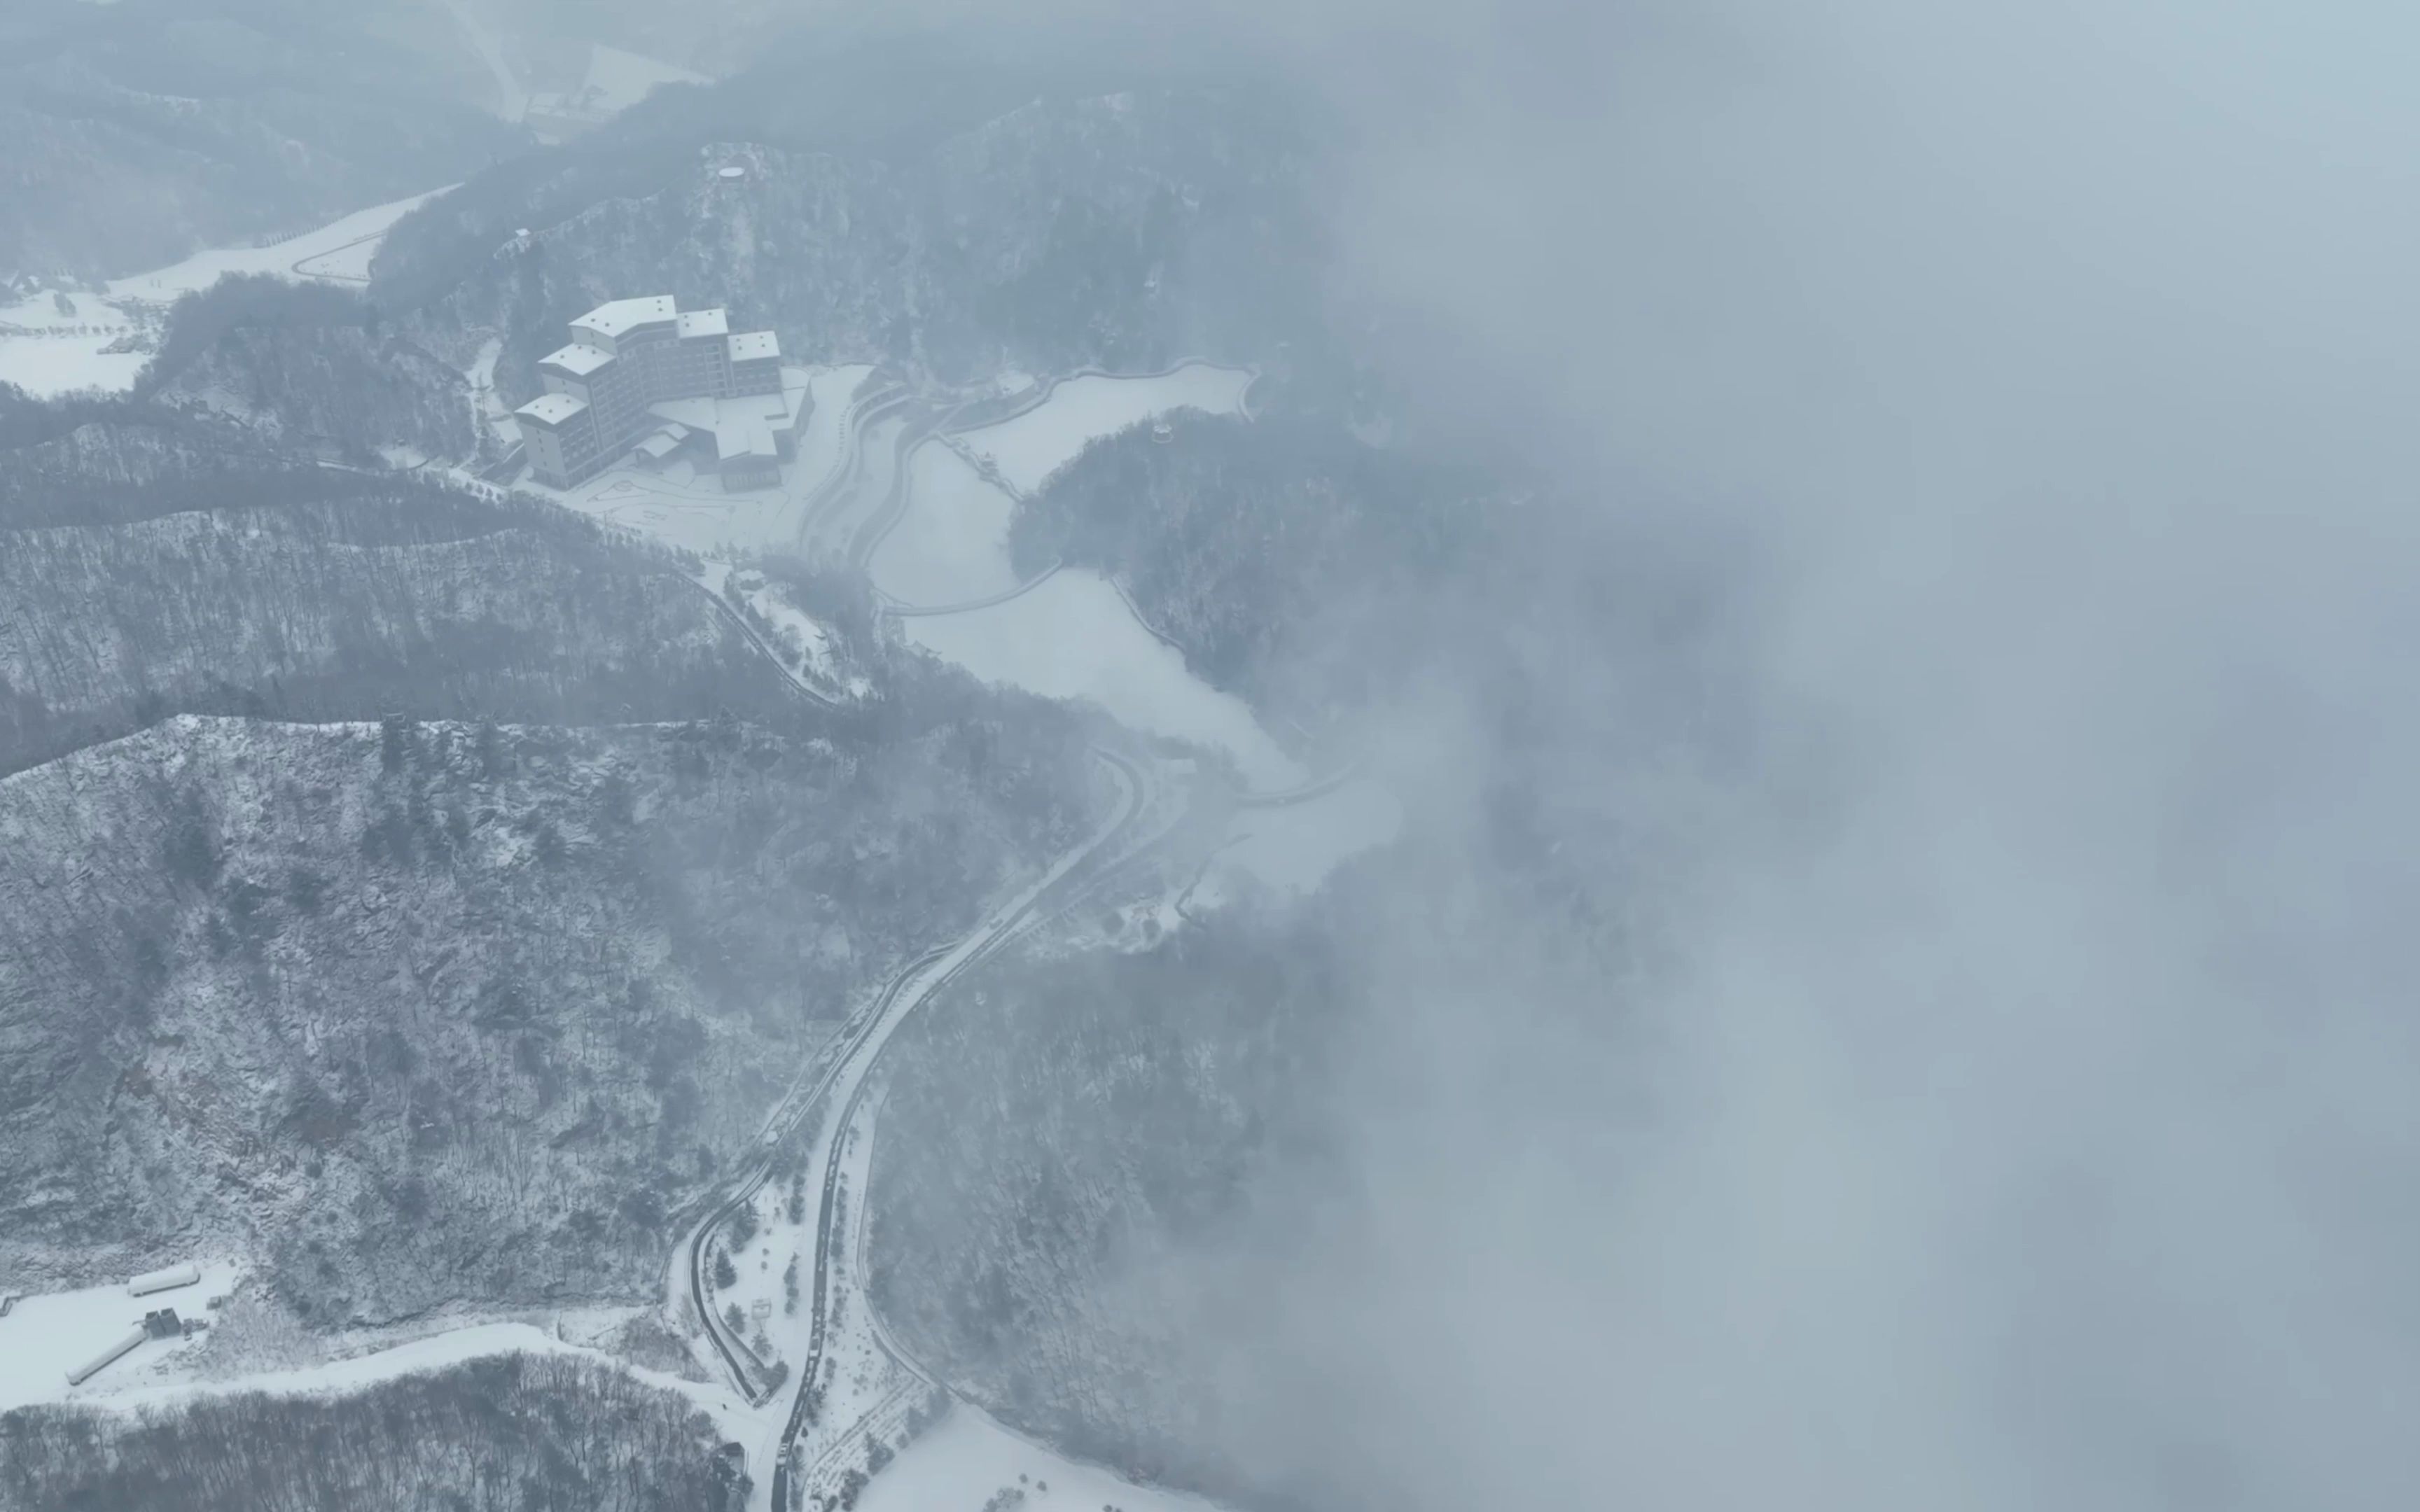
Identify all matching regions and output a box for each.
[0,302,147,396]
[701,1177,810,1381]
[90,1321,746,1426]
[581,43,709,114]
[0,1259,753,1435]
[961,363,1253,494]
[102,188,447,302]
[697,561,858,696]
[795,363,878,506]
[0,187,446,398]
[863,366,1304,788]
[466,336,520,448]
[813,411,909,556]
[903,574,1305,792]
[856,1407,1225,1512]
[780,1098,923,1512]
[1209,778,1405,899]
[0,1260,244,1411]
[870,443,1024,604]
[550,365,863,557]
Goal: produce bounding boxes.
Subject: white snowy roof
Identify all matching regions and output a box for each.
[676,307,730,340]
[715,415,779,461]
[571,295,679,340]
[538,342,613,377]
[648,396,720,431]
[515,393,589,427]
[645,390,801,456]
[728,330,779,363]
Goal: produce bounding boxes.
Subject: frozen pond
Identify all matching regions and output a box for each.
[961,363,1253,494]
[1214,778,1405,898]
[900,570,1303,791]
[870,443,1022,604]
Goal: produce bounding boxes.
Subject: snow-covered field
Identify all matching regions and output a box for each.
[0,186,446,398]
[102,187,447,302]
[90,1321,747,1427]
[0,1259,752,1440]
[961,363,1253,494]
[0,1261,243,1411]
[0,304,147,396]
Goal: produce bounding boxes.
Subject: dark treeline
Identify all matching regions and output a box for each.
[0,1354,745,1512]
[0,380,151,451]
[134,273,379,397]
[1010,410,1514,720]
[0,434,795,776]
[870,911,1351,1511]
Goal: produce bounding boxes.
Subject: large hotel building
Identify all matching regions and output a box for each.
[513,295,805,491]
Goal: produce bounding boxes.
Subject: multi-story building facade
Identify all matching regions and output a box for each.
[515,295,797,490]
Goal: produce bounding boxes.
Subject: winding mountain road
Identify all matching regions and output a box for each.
[760,746,1152,1508]
[678,360,1349,1507]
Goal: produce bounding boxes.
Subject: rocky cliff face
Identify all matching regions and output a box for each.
[0,708,1090,1322]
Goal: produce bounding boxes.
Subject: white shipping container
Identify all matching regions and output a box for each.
[67,1327,146,1386]
[126,1264,201,1297]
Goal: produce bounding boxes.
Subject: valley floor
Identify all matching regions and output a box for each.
[0,188,447,397]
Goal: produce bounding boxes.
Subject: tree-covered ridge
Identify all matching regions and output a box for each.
[1009,412,1508,721]
[0,707,1090,1320]
[0,484,784,778]
[868,915,1350,1506]
[384,85,1323,403]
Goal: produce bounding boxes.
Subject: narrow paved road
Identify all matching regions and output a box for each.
[761,747,1152,1509]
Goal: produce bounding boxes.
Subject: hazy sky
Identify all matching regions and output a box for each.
[1191,3,2420,1508]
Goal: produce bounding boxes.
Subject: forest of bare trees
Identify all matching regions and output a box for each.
[0,1354,745,1512]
